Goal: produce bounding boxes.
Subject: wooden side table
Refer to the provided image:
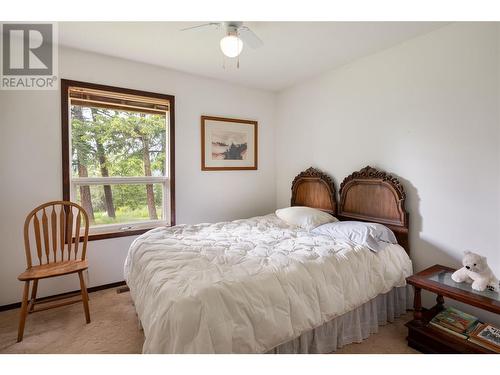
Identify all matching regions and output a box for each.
[406,264,500,354]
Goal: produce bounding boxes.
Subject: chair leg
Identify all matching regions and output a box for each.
[28,279,38,313]
[78,271,91,324]
[17,281,30,342]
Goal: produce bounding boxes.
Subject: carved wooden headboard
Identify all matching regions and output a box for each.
[290,166,409,253]
[338,166,409,253]
[291,167,337,215]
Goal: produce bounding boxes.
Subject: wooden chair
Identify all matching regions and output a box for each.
[17,201,91,342]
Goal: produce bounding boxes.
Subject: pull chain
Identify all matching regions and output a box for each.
[236,35,240,69]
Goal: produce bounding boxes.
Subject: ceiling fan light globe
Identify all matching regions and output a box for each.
[220,35,243,58]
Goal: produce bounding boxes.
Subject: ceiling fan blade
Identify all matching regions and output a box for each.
[180,23,220,32]
[238,26,263,49]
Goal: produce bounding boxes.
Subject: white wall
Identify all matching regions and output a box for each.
[275,23,500,321]
[0,47,276,305]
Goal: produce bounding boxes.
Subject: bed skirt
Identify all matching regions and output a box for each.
[267,285,413,354]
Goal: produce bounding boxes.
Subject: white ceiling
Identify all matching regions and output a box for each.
[59,22,448,92]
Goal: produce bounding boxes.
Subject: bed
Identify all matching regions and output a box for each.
[124,166,413,353]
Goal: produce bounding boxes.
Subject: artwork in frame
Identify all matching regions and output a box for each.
[201,116,258,171]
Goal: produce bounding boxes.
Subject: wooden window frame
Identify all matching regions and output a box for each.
[61,79,175,241]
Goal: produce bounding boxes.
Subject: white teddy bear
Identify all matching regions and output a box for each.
[451,251,499,292]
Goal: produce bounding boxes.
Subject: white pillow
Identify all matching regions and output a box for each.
[311,221,397,252]
[275,206,338,230]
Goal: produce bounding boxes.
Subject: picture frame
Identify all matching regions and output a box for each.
[201,116,258,171]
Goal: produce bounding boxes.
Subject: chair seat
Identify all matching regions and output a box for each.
[18,260,88,281]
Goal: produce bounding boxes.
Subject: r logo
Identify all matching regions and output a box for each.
[2,23,53,76]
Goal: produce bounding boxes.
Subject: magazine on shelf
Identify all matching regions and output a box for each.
[468,323,500,353]
[429,321,469,339]
[429,307,479,336]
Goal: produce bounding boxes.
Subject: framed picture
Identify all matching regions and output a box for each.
[201,116,258,171]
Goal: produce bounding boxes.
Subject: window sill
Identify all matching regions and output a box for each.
[85,225,170,242]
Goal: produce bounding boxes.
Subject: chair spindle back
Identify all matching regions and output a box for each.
[23,201,89,268]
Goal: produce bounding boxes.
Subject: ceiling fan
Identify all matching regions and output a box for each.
[181,22,263,61]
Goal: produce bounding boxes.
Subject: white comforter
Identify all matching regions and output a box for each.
[124,214,412,353]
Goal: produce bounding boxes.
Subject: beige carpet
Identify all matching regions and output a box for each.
[0,287,418,354]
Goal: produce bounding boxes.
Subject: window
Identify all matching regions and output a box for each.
[61,80,175,240]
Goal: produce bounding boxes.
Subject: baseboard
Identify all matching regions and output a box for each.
[0,280,126,312]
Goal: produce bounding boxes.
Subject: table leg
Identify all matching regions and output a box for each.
[436,294,445,312]
[413,287,423,325]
